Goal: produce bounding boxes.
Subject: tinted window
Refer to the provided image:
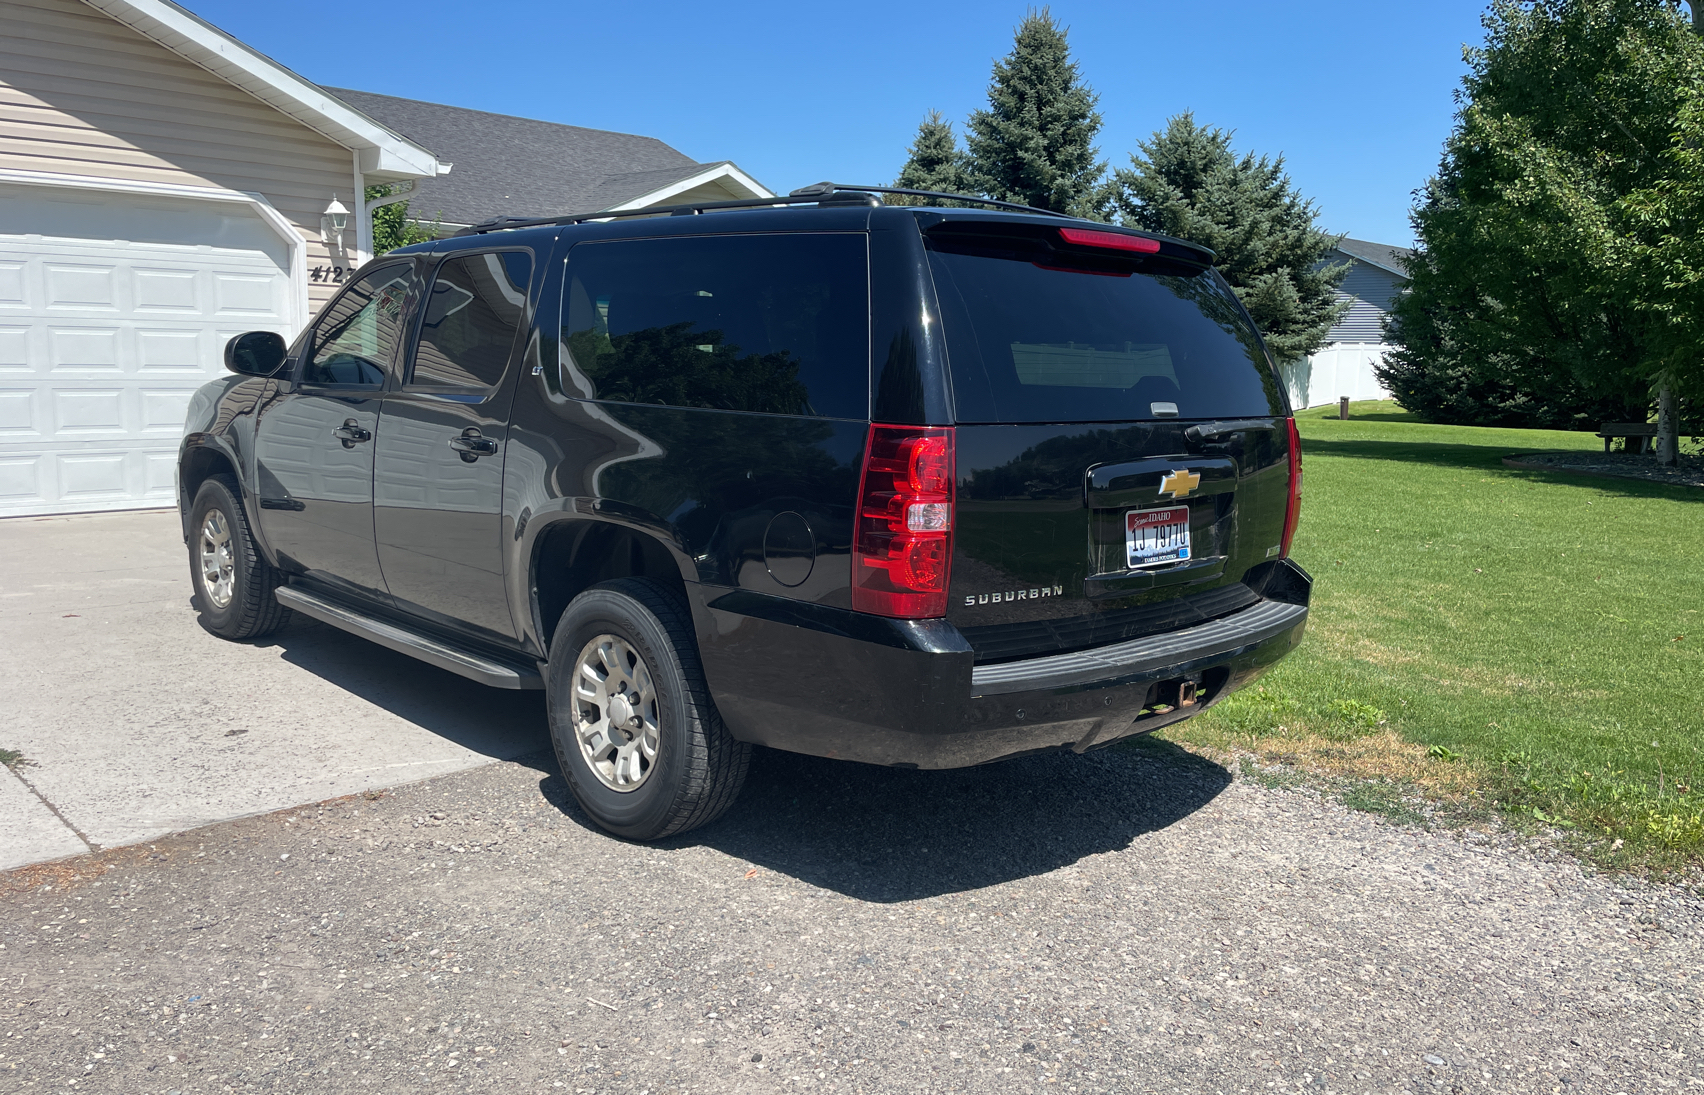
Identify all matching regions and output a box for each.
[927,243,1282,423]
[410,251,533,388]
[305,264,414,386]
[561,234,869,418]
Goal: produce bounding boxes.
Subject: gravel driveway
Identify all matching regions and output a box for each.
[3,741,1698,1094]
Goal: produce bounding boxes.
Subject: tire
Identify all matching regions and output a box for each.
[546,577,749,840]
[188,473,291,641]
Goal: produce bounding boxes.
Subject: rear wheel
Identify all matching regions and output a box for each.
[547,578,749,840]
[188,474,290,640]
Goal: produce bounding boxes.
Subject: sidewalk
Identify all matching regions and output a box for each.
[0,510,546,872]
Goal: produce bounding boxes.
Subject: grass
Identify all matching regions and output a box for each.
[0,747,25,770]
[1157,399,1704,876]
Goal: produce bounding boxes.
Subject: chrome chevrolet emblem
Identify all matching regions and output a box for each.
[1159,468,1201,500]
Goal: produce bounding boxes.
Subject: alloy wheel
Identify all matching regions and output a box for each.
[571,634,661,792]
[198,511,235,609]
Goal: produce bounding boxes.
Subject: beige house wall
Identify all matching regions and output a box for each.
[0,0,360,314]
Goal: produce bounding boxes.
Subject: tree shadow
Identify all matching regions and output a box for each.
[537,736,1232,903]
[256,616,554,771]
[1303,436,1701,500]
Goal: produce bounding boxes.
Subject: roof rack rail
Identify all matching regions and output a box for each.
[789,182,1072,218]
[451,181,1075,236]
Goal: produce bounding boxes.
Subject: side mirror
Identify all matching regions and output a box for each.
[224,331,288,377]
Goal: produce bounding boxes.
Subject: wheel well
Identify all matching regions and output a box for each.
[179,446,236,507]
[532,521,689,651]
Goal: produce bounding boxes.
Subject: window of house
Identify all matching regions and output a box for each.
[409,251,534,388]
[561,234,869,419]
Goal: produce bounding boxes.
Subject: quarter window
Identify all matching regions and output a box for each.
[561,234,869,419]
[410,251,534,388]
[304,264,415,386]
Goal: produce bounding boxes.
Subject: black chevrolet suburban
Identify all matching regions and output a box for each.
[179,184,1310,841]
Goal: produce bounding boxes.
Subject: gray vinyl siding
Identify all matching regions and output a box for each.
[1324,259,1404,344]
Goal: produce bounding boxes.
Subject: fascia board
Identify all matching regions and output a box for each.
[79,0,449,180]
[606,162,776,211]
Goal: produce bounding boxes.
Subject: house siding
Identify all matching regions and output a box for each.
[0,0,355,314]
[1325,260,1403,344]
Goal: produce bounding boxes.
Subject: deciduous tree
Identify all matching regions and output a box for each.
[1381,0,1702,448]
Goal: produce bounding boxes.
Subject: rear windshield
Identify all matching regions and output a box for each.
[926,237,1283,424]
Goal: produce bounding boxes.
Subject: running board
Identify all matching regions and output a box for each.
[276,585,544,690]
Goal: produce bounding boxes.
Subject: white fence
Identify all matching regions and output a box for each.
[1282,343,1394,410]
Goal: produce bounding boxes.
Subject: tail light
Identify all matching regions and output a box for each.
[1280,416,1302,557]
[852,424,955,617]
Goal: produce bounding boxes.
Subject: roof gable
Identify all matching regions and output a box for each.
[327,88,771,226]
[79,0,448,179]
[1332,237,1413,278]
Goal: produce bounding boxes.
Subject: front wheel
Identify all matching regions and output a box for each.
[546,578,749,840]
[188,474,290,640]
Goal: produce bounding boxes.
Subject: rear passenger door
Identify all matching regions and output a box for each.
[373,249,535,640]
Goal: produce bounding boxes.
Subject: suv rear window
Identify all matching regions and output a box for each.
[926,233,1283,424]
[561,233,869,419]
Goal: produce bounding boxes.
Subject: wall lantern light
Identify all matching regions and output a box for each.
[321,194,351,253]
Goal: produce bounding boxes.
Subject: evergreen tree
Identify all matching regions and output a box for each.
[1380,0,1701,434]
[1109,113,1348,363]
[893,110,971,197]
[963,8,1106,216]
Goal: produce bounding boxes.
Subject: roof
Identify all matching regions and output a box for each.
[1333,237,1413,278]
[79,0,449,180]
[325,89,771,226]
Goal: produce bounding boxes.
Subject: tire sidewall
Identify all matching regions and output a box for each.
[189,478,251,638]
[547,586,694,839]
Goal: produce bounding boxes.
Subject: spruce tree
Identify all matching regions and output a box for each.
[1110,113,1348,362]
[963,8,1106,216]
[893,110,971,197]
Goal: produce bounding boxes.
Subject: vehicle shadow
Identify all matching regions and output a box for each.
[537,736,1232,903]
[257,615,553,770]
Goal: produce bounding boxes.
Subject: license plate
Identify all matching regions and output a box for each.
[1126,505,1190,568]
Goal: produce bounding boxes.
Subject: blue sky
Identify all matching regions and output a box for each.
[185,0,1494,247]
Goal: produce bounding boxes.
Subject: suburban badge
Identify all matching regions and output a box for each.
[965,585,1065,606]
[1158,468,1201,500]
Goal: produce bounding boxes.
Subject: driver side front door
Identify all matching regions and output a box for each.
[253,262,416,600]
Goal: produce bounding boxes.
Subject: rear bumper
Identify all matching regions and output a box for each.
[698,561,1311,769]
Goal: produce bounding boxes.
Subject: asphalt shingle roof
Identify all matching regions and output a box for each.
[327,88,703,226]
[1334,237,1414,278]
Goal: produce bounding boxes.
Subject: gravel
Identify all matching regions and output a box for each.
[2,742,1699,1094]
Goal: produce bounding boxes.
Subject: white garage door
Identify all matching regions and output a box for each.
[0,184,295,516]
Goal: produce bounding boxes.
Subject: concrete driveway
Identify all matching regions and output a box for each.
[0,509,545,871]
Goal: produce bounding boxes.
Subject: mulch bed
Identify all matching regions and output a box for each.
[1503,450,1704,489]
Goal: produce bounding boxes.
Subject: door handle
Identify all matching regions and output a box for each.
[448,427,499,462]
[333,419,371,447]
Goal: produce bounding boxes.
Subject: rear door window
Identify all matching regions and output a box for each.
[926,233,1282,423]
[560,233,869,419]
[409,251,533,389]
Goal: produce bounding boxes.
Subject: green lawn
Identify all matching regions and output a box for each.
[1160,400,1704,873]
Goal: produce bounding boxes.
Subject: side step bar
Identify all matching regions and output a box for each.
[276,585,545,690]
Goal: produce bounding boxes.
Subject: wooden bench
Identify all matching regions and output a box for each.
[1597,422,1657,453]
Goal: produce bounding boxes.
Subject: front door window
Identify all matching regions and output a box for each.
[304,264,415,386]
